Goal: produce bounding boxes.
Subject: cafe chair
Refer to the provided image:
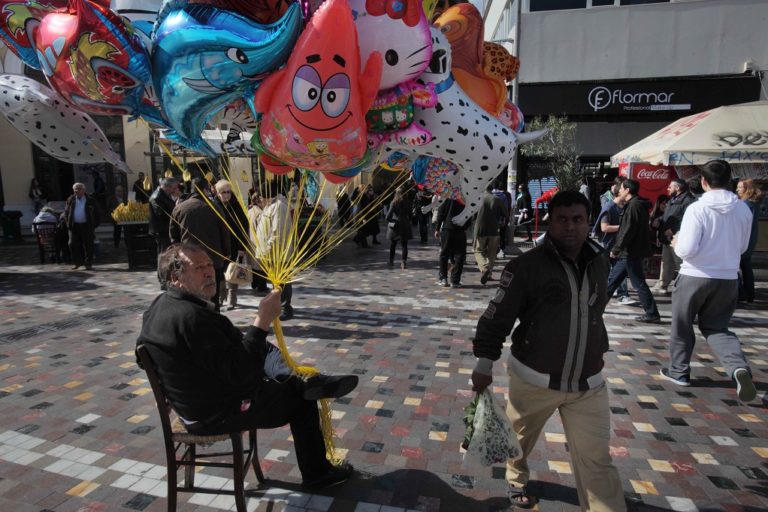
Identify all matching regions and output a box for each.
[136,345,265,512]
[32,222,58,264]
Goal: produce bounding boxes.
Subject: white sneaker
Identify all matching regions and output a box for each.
[617,296,637,305]
[734,368,757,402]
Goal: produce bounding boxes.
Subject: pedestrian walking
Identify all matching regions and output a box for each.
[473,183,508,285]
[435,198,470,288]
[385,187,413,269]
[472,190,626,511]
[735,178,762,303]
[606,179,661,323]
[661,161,757,403]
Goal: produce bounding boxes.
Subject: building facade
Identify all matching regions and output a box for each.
[482,0,767,203]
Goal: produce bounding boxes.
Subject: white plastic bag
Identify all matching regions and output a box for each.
[464,389,521,466]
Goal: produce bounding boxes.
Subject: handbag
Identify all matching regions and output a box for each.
[224,254,251,286]
[463,389,521,466]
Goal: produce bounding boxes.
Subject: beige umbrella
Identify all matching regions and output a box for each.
[611,101,768,167]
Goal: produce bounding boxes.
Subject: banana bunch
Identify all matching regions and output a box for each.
[112,201,150,223]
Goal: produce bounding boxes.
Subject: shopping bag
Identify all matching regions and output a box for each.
[463,389,521,466]
[224,255,251,286]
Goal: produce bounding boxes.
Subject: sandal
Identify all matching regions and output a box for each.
[507,486,538,509]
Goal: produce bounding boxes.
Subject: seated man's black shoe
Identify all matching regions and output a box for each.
[302,462,354,490]
[302,374,359,400]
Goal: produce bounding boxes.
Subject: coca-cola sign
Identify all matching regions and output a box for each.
[629,164,677,206]
[636,168,670,180]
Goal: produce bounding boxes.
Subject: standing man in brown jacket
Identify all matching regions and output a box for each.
[170,177,230,309]
[63,182,100,270]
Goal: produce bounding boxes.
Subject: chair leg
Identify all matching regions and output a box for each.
[249,430,265,483]
[231,433,247,512]
[167,456,178,512]
[184,443,196,489]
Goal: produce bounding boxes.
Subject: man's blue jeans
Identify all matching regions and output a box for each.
[606,257,659,317]
[609,257,629,298]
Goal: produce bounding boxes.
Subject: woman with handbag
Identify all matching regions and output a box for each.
[215,180,250,310]
[248,191,269,293]
[736,179,762,303]
[386,187,413,269]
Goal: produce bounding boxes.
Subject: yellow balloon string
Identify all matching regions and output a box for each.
[271,317,339,462]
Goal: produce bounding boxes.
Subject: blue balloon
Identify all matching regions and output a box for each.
[151,2,302,156]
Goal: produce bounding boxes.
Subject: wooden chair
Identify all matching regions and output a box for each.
[136,345,265,512]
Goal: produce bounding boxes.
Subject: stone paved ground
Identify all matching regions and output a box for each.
[0,233,766,512]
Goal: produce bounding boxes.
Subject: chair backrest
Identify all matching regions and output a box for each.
[33,222,57,243]
[136,345,176,444]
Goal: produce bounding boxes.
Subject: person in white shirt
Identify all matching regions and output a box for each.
[660,160,757,402]
[256,180,294,320]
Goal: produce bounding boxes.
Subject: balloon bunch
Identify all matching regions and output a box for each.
[0,0,303,166]
[0,0,539,223]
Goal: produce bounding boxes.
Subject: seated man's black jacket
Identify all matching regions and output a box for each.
[136,288,270,422]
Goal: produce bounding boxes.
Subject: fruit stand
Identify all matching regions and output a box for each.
[112,202,157,270]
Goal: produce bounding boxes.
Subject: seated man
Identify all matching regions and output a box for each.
[136,243,358,489]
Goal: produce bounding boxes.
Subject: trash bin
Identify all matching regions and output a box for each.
[1,211,23,241]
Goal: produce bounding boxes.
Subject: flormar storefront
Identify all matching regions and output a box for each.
[516,74,763,208]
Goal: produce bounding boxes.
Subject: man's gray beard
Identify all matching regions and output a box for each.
[169,284,215,304]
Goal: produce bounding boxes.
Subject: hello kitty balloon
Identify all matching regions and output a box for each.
[351,0,437,148]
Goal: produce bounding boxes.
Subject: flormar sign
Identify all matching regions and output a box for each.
[587,86,685,112]
[519,76,761,117]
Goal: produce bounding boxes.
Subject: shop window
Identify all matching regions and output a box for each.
[591,0,616,6]
[32,145,75,203]
[530,0,587,12]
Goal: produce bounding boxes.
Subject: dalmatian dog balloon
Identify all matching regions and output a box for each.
[0,73,131,171]
[370,28,544,225]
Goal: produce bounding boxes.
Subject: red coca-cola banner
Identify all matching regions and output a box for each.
[620,163,677,204]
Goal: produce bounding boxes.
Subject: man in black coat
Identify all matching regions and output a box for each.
[435,198,470,288]
[62,182,100,270]
[136,244,357,489]
[132,172,150,203]
[149,177,180,254]
[607,179,660,323]
[654,179,697,293]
